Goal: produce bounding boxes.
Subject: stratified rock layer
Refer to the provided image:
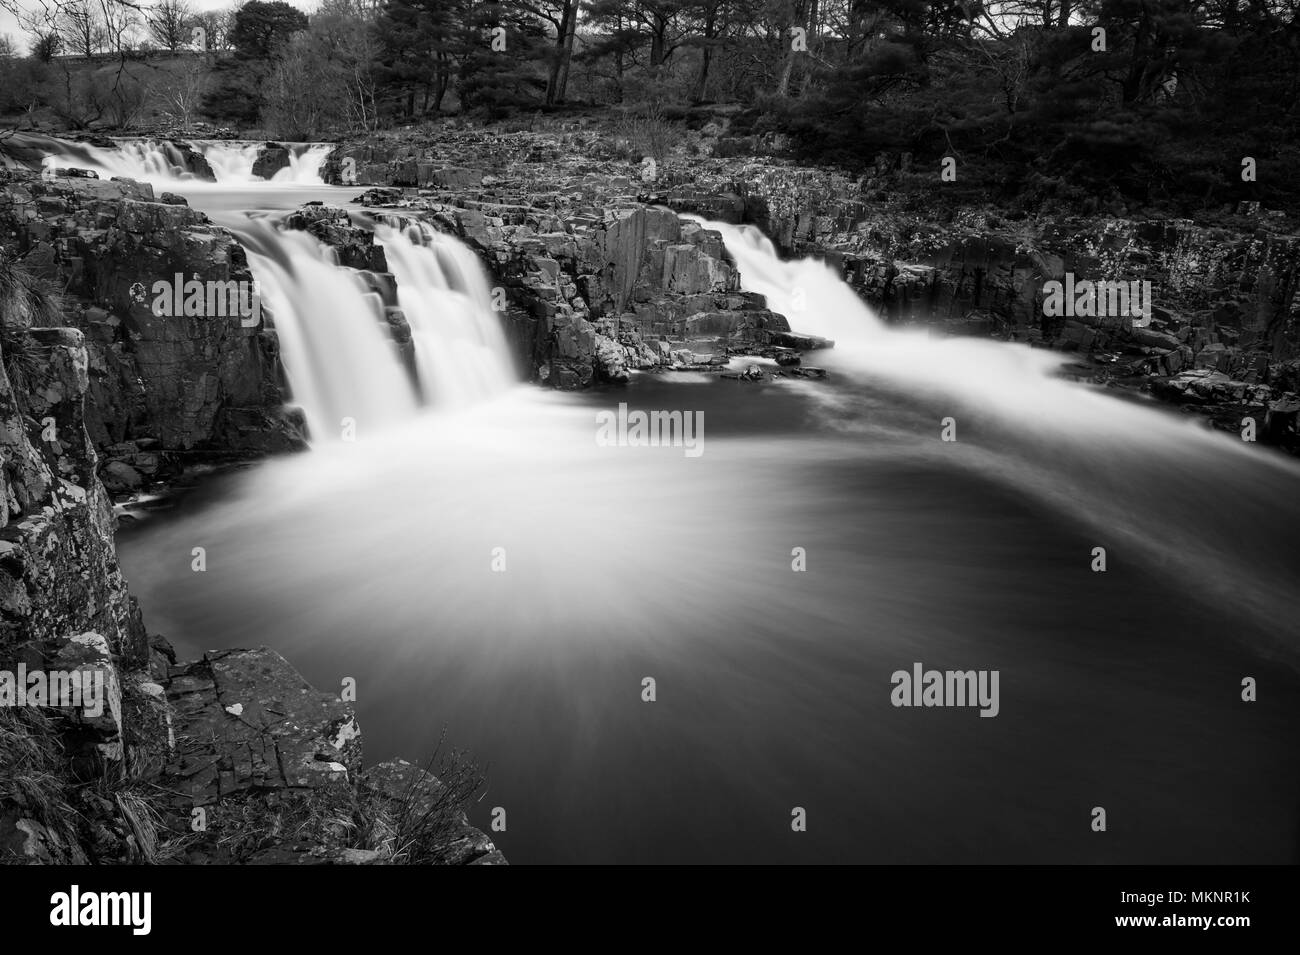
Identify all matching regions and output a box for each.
[0,167,306,480]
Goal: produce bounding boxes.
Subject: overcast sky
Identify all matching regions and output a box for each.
[1,1,320,52]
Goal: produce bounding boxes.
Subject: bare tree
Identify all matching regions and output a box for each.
[97,0,141,54]
[56,0,102,57]
[31,29,62,61]
[0,1,156,132]
[314,0,381,133]
[262,31,333,139]
[161,53,209,128]
[147,0,194,53]
[190,7,236,51]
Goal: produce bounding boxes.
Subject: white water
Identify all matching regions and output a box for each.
[697,217,1300,653]
[40,138,332,185]
[98,161,1300,863]
[237,218,419,440]
[192,140,333,184]
[230,212,517,438]
[372,219,517,407]
[37,135,518,434]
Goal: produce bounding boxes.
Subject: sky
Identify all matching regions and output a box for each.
[0,0,320,53]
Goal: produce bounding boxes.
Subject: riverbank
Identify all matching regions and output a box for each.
[317,116,1300,452]
[0,162,504,864]
[2,128,1298,864]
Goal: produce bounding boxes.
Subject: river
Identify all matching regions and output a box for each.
[44,138,1300,864]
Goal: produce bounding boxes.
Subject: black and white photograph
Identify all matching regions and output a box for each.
[0,0,1294,926]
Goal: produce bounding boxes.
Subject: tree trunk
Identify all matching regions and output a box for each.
[556,12,577,102]
[650,12,668,67]
[775,50,795,96]
[692,6,717,104]
[545,2,572,106]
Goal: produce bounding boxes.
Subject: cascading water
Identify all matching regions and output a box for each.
[696,217,1300,658]
[371,218,517,407]
[191,140,334,185]
[39,138,333,185]
[41,133,519,435]
[50,138,199,182]
[226,212,517,437]
[97,141,1300,864]
[235,217,419,441]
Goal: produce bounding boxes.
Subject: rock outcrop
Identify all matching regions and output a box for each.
[154,647,504,865]
[0,166,307,485]
[326,131,836,388]
[320,119,1298,442]
[250,143,291,181]
[0,229,502,866]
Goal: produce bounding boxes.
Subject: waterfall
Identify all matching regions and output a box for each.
[192,141,334,184]
[694,219,887,345]
[696,216,1300,658]
[38,138,332,185]
[371,218,517,408]
[34,131,517,434]
[229,214,516,440]
[235,218,418,441]
[697,215,1205,437]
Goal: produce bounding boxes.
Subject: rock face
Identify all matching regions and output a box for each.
[284,203,389,272]
[0,219,501,866]
[0,308,150,860]
[154,647,503,865]
[251,143,291,181]
[0,167,306,481]
[0,324,144,655]
[657,152,1300,442]
[327,117,1295,438]
[328,130,837,388]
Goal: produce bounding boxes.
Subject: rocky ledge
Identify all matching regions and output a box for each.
[0,166,307,490]
[0,282,502,865]
[321,194,832,389]
[322,119,1300,449]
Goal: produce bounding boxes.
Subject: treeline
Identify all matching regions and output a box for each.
[2,0,1298,214]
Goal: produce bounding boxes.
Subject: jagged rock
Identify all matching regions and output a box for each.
[162,647,361,805]
[0,170,303,461]
[251,143,291,180]
[49,631,125,767]
[100,461,142,492]
[0,325,144,655]
[361,759,504,866]
[0,816,56,862]
[594,335,632,383]
[284,205,388,272]
[770,331,834,350]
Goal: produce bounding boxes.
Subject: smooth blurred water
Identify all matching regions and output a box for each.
[77,146,1300,864]
[39,138,333,186]
[116,376,1300,864]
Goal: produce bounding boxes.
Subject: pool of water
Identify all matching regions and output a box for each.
[117,373,1300,864]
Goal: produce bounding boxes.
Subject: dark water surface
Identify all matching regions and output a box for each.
[117,374,1300,864]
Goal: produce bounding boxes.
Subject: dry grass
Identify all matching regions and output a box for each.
[613,103,682,164]
[0,255,64,406]
[0,707,83,862]
[389,732,486,864]
[178,731,487,864]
